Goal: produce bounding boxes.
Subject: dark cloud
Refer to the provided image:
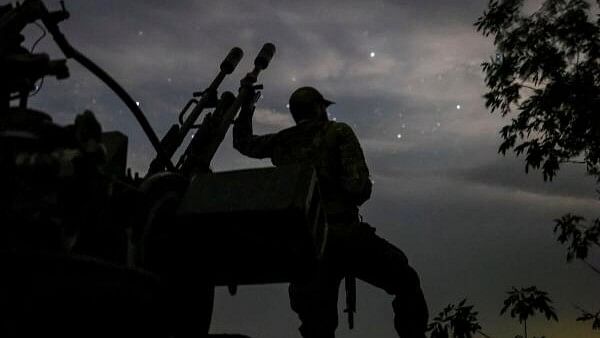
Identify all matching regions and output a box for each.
[454,156,598,201]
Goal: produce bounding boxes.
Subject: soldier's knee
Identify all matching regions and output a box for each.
[388,244,409,266]
[392,286,429,336]
[388,261,422,292]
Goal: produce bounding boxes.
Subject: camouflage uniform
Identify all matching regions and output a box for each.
[233,114,428,338]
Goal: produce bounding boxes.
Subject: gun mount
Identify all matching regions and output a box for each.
[0,1,327,337]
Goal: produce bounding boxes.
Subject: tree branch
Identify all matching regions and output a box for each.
[520,84,540,91]
[514,79,544,92]
[583,260,600,275]
[478,330,493,338]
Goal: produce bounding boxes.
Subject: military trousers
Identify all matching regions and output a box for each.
[289,222,428,338]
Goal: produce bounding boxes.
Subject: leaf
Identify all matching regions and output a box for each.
[500,286,558,325]
[477,0,600,183]
[553,214,599,264]
[576,307,600,331]
[429,299,483,338]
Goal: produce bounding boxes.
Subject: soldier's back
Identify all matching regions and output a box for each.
[270,120,367,218]
[271,120,338,170]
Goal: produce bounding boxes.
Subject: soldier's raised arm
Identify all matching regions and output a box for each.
[336,122,372,205]
[232,104,277,159]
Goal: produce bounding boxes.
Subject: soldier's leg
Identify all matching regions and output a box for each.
[289,262,343,338]
[346,225,428,338]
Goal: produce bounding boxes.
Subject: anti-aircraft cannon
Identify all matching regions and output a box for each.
[0,1,327,337]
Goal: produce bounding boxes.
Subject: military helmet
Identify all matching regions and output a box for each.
[289,86,334,122]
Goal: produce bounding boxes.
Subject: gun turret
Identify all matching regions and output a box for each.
[175,43,276,177]
[148,43,276,178]
[1,3,319,338]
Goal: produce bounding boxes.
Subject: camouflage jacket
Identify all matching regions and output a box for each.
[233,116,372,219]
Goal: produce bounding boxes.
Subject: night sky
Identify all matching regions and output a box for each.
[24,0,600,337]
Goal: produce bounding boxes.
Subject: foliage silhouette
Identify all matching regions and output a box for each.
[476,0,600,331]
[554,213,600,273]
[427,299,488,338]
[500,286,558,338]
[576,307,600,330]
[475,0,600,182]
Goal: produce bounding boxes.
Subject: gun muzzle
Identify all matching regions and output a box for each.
[254,43,275,70]
[220,47,243,74]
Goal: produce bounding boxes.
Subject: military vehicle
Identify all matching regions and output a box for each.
[0,1,327,337]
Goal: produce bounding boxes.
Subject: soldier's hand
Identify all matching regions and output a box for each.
[238,102,255,120]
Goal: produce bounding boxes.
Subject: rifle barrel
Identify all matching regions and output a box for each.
[148,47,245,174]
[221,43,276,126]
[179,47,244,142]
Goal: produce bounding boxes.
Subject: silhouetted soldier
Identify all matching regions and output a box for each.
[233,86,428,338]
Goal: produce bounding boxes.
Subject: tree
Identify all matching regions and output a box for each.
[475,0,600,181]
[500,286,558,338]
[554,213,600,273]
[427,299,488,338]
[476,0,600,331]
